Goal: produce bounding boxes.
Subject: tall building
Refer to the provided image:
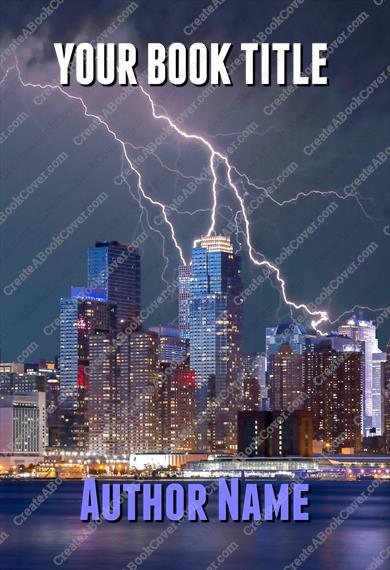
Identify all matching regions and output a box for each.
[304,335,363,453]
[59,293,116,449]
[158,363,196,453]
[178,264,192,341]
[266,323,315,413]
[87,240,141,327]
[0,392,46,468]
[338,317,382,435]
[383,341,390,454]
[88,332,130,457]
[268,343,305,411]
[189,235,242,453]
[128,331,161,453]
[237,410,313,457]
[372,352,386,436]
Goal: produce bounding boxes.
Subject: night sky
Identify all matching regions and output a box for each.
[0,0,389,361]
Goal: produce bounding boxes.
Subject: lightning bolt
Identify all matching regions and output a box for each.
[328,305,390,326]
[232,166,374,220]
[6,62,187,268]
[0,66,13,87]
[119,154,171,285]
[137,84,330,329]
[1,61,385,332]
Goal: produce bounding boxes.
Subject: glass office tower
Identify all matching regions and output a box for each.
[189,235,242,452]
[59,293,116,449]
[338,317,382,435]
[87,241,141,327]
[178,264,192,340]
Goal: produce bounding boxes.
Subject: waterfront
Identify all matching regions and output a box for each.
[0,481,389,569]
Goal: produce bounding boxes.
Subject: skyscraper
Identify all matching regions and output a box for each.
[269,343,305,411]
[304,335,363,453]
[372,352,386,436]
[128,330,161,453]
[338,317,382,435]
[266,323,315,414]
[383,341,390,454]
[59,293,116,449]
[189,235,242,452]
[178,264,192,341]
[87,241,141,327]
[158,363,196,453]
[88,331,130,456]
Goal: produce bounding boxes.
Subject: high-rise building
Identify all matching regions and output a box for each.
[128,331,161,453]
[304,335,363,453]
[338,317,382,435]
[383,341,390,454]
[59,294,116,449]
[88,331,130,457]
[237,410,313,457]
[158,363,196,453]
[268,343,304,411]
[178,264,192,341]
[266,323,315,414]
[0,392,46,468]
[189,235,242,453]
[372,352,386,436]
[87,240,141,327]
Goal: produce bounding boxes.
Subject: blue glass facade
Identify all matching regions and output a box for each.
[178,264,191,340]
[189,236,242,452]
[87,241,141,327]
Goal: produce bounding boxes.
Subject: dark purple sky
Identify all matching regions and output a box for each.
[0,0,389,360]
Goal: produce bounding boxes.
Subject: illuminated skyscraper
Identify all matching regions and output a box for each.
[338,317,382,435]
[383,341,390,453]
[189,235,242,452]
[269,343,304,411]
[87,241,141,327]
[158,363,196,453]
[266,324,315,414]
[304,335,363,453]
[59,293,116,449]
[372,352,386,436]
[128,331,160,453]
[178,264,192,341]
[88,332,130,456]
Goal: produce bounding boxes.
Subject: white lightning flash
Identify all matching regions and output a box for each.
[9,62,187,267]
[0,61,384,332]
[137,84,329,329]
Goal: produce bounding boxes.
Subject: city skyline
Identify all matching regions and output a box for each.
[2,233,388,459]
[1,2,389,363]
[0,3,389,570]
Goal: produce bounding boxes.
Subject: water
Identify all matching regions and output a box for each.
[0,480,389,570]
